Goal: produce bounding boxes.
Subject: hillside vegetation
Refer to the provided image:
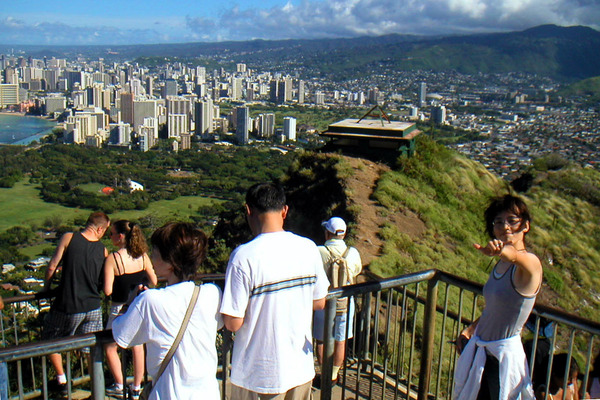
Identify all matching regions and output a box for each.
[261,137,600,321]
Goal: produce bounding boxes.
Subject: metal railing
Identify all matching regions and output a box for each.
[319,269,600,400]
[0,269,599,400]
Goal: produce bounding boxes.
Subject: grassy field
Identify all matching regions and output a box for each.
[0,179,222,232]
[77,182,107,194]
[0,179,90,231]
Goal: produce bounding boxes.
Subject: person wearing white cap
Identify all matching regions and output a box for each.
[313,216,362,387]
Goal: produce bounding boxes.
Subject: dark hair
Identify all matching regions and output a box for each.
[113,220,148,259]
[245,182,286,213]
[549,353,580,393]
[484,195,531,238]
[151,222,208,281]
[86,212,110,229]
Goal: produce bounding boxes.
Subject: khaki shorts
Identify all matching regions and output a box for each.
[230,380,312,400]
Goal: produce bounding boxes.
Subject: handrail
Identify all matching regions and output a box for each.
[1,269,599,400]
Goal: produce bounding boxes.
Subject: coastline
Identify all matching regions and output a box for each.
[0,113,58,145]
[0,111,56,122]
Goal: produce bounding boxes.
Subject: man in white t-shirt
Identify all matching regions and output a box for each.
[221,182,330,399]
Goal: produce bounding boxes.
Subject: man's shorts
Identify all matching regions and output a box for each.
[313,298,355,342]
[42,308,103,353]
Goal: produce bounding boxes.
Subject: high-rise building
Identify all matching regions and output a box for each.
[314,91,325,105]
[65,113,97,144]
[109,122,132,145]
[145,77,154,97]
[44,96,66,115]
[179,133,191,150]
[133,99,158,132]
[168,113,188,138]
[120,92,134,125]
[167,96,191,119]
[0,84,19,107]
[3,68,19,85]
[277,77,292,104]
[269,79,279,103]
[162,79,178,98]
[283,117,297,141]
[419,82,427,107]
[431,105,446,124]
[138,129,155,152]
[236,106,249,144]
[194,98,214,138]
[230,77,242,101]
[298,80,305,104]
[195,67,206,84]
[236,63,247,73]
[258,113,275,138]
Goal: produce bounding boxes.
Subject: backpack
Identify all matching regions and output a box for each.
[324,246,354,314]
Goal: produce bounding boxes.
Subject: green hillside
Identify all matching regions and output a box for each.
[560,76,600,99]
[244,137,600,321]
[369,136,600,319]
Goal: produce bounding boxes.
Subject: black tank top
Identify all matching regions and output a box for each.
[110,252,148,303]
[53,232,105,313]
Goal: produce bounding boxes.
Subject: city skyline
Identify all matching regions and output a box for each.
[1,0,599,46]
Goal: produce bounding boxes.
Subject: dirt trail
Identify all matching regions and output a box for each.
[342,156,427,269]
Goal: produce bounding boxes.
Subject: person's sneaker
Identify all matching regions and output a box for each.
[105,383,124,398]
[129,385,141,400]
[48,380,68,397]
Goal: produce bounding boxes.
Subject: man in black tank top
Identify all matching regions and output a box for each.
[42,212,110,395]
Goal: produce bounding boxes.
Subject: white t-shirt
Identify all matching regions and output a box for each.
[112,281,223,400]
[220,231,330,394]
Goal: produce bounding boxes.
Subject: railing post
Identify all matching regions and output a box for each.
[321,296,337,400]
[418,274,438,400]
[90,342,105,400]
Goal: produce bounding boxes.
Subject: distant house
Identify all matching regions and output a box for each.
[23,277,44,287]
[26,257,50,271]
[2,264,16,274]
[102,187,115,195]
[128,180,144,192]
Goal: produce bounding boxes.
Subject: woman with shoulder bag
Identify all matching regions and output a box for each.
[112,222,223,400]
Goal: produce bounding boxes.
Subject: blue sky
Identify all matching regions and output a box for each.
[1,0,599,45]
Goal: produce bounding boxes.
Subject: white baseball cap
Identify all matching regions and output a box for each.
[322,217,347,235]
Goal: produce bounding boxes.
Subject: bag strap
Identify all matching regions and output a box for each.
[153,284,200,384]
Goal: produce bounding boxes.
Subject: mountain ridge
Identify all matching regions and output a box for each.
[2,24,599,81]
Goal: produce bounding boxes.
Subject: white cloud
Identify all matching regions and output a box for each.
[0,0,598,45]
[186,0,600,41]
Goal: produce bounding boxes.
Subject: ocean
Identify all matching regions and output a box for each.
[0,114,57,145]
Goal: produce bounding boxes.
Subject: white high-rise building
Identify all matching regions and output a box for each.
[419,82,427,107]
[314,91,325,105]
[194,98,214,138]
[66,114,97,144]
[168,114,188,138]
[230,77,242,101]
[0,84,19,107]
[283,117,296,141]
[258,113,275,138]
[298,80,305,104]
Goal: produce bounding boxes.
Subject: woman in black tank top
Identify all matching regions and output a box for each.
[104,220,157,398]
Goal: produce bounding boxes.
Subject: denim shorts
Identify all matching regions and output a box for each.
[313,298,355,342]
